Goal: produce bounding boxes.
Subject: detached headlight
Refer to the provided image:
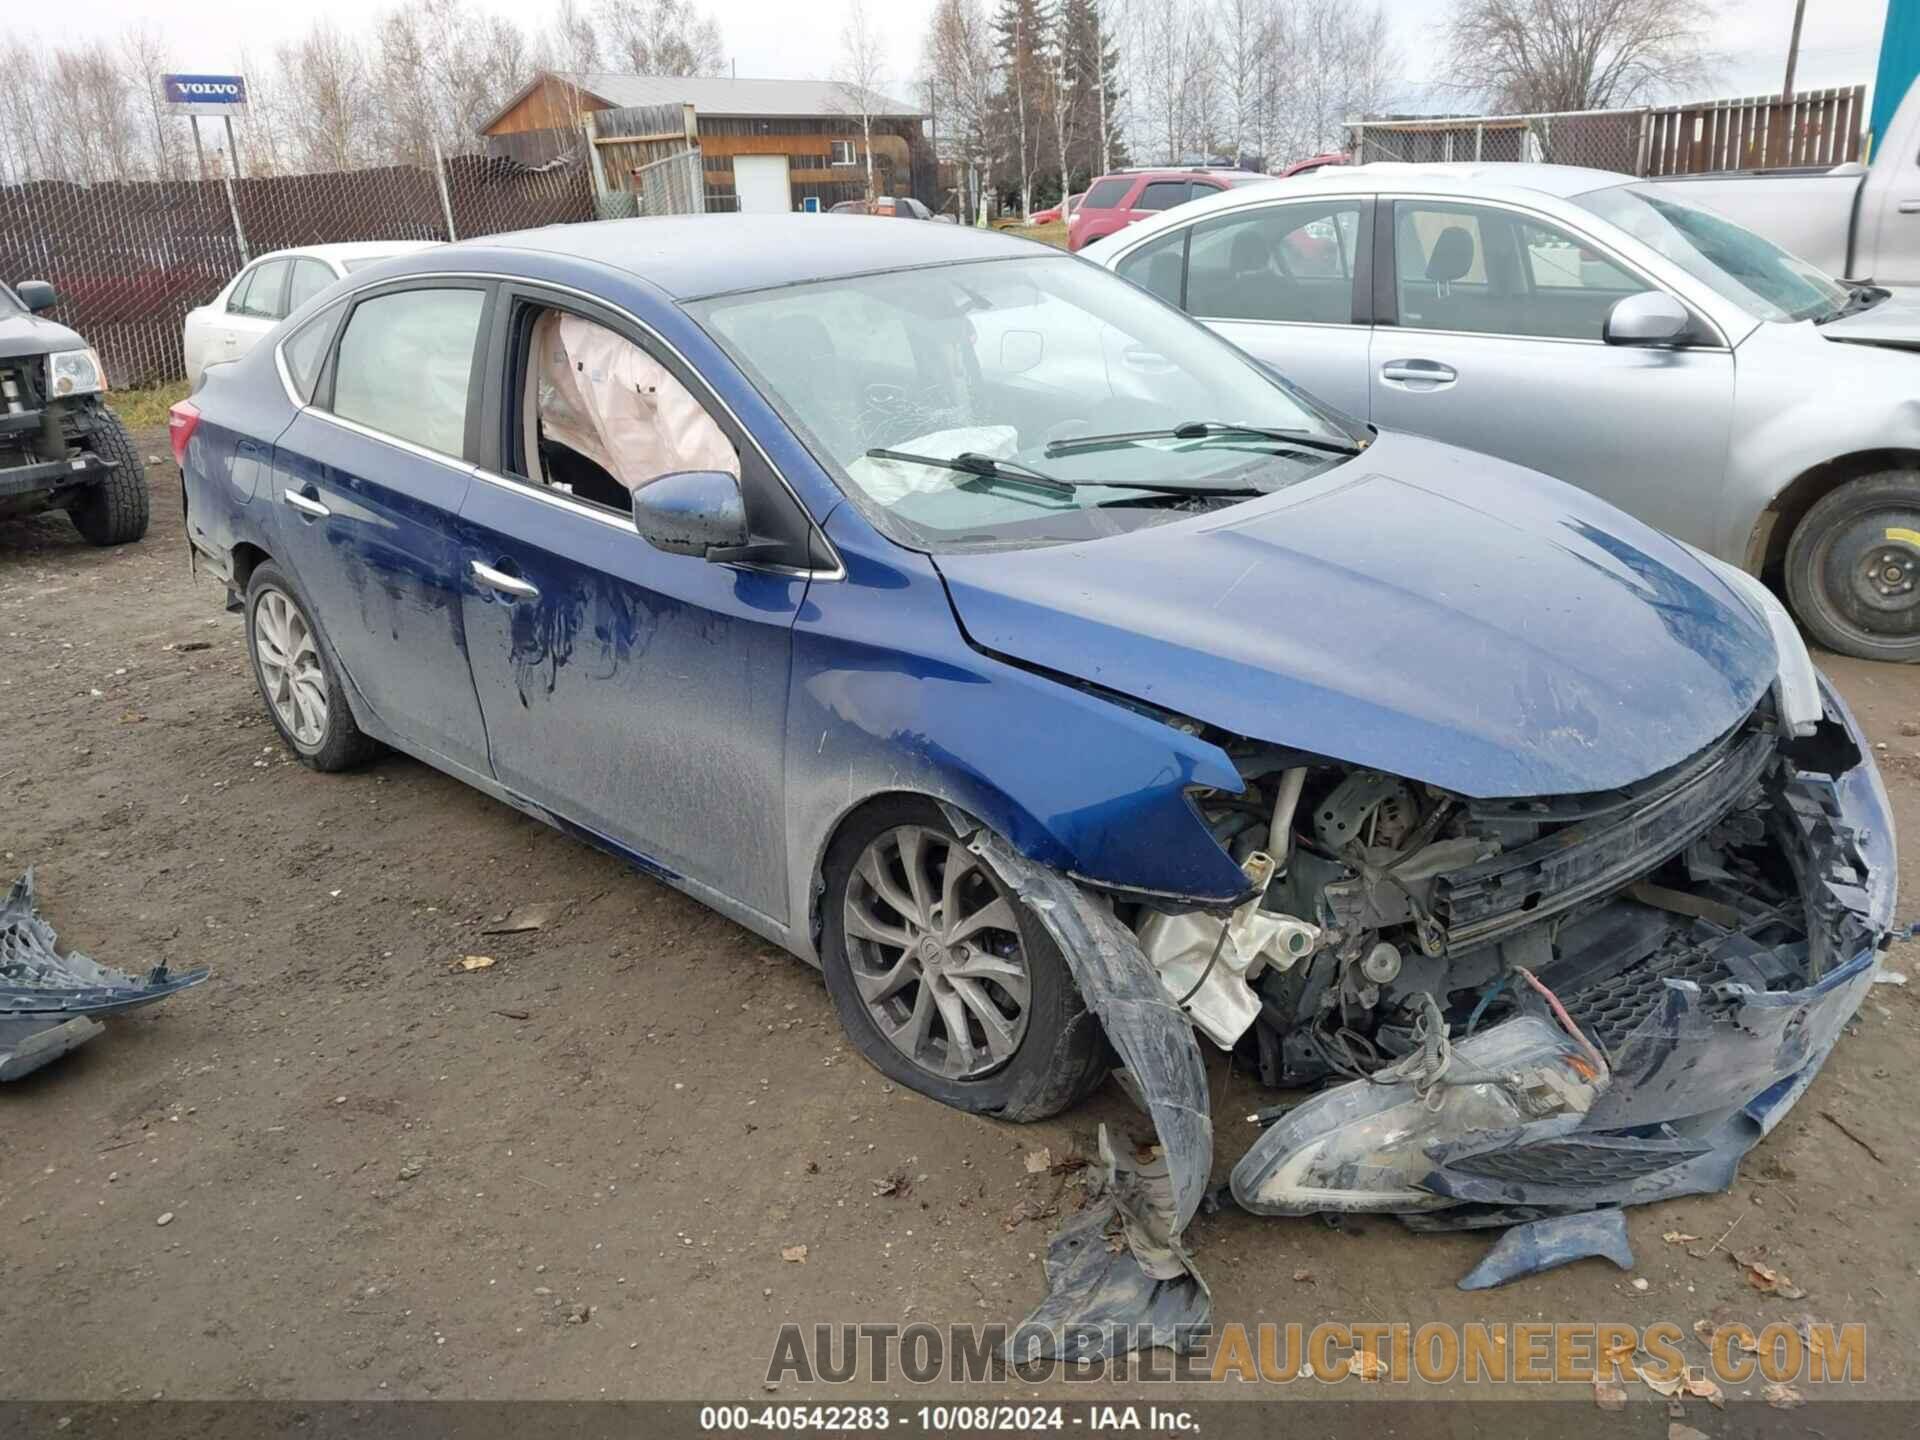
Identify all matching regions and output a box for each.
[47,348,107,398]
[1689,548,1822,737]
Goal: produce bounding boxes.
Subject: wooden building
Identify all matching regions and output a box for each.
[480,71,932,213]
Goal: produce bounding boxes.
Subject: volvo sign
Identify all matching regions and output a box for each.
[163,74,249,117]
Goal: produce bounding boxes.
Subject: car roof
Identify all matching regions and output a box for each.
[462,214,1058,300]
[1297,161,1634,199]
[253,240,443,266]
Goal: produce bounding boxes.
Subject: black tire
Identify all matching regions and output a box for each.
[65,407,151,546]
[244,562,379,772]
[820,797,1109,1122]
[1783,471,1920,662]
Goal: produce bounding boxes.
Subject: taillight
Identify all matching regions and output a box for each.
[167,400,200,468]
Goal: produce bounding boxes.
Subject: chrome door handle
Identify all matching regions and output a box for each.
[281,488,330,518]
[470,560,539,600]
[1898,200,1920,214]
[1380,360,1458,384]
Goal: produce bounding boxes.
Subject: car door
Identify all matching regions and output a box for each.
[454,285,812,920]
[1120,196,1374,417]
[266,279,496,778]
[1369,198,1734,545]
[219,258,290,366]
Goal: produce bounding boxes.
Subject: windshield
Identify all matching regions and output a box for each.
[688,255,1358,550]
[1573,184,1850,323]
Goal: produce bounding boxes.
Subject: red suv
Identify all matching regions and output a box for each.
[1066,168,1274,251]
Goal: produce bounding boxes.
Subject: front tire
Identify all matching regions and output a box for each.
[244,563,378,772]
[1784,471,1920,662]
[820,798,1108,1122]
[66,407,150,546]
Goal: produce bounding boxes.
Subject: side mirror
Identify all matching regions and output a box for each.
[16,279,57,313]
[632,469,750,559]
[1604,290,1690,347]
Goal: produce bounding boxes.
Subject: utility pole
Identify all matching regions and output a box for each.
[1782,0,1808,101]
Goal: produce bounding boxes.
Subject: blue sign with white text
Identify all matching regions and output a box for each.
[163,74,249,113]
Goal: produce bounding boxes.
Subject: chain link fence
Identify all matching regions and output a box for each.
[1,142,595,390]
[1349,85,1865,180]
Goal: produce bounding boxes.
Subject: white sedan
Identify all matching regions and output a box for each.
[183,241,440,384]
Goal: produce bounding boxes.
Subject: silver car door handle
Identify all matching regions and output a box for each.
[1380,360,1458,383]
[281,488,331,518]
[470,560,539,600]
[1898,200,1920,214]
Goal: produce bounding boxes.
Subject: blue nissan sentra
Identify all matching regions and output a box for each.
[174,216,1896,1275]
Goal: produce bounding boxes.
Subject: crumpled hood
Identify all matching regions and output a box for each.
[0,309,86,359]
[1816,289,1920,350]
[933,431,1776,798]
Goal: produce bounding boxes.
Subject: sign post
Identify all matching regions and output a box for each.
[163,74,248,179]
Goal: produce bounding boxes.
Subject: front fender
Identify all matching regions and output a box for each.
[782,513,1250,962]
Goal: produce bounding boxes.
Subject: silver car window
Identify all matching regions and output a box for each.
[1185,200,1363,324]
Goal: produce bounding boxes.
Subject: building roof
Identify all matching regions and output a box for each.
[481,70,923,133]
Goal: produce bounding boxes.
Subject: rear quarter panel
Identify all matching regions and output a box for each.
[181,355,296,583]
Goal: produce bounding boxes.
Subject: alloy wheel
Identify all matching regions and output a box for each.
[842,824,1032,1080]
[254,587,330,750]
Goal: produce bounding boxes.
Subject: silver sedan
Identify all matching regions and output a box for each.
[1082,162,1920,662]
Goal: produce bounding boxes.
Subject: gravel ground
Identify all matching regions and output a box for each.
[3,435,1917,1404]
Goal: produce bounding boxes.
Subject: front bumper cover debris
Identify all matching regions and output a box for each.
[0,869,209,1080]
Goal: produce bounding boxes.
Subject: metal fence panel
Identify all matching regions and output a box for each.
[630,149,706,218]
[1,141,595,389]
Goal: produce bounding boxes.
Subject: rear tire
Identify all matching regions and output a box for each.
[820,797,1109,1123]
[66,407,150,546]
[1784,471,1920,662]
[244,562,379,772]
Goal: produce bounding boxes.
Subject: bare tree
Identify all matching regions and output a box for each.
[598,1,725,76]
[1440,0,1715,113]
[119,24,180,181]
[277,23,378,173]
[1272,0,1400,161]
[1133,0,1218,164]
[835,0,889,201]
[925,0,998,221]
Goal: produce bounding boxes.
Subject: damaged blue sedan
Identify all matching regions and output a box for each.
[174,217,1896,1327]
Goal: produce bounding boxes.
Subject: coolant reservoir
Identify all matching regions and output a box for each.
[1136,851,1319,1048]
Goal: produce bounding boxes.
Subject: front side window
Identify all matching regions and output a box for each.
[330,287,486,457]
[1393,201,1651,340]
[1573,183,1849,323]
[690,255,1361,552]
[515,308,738,515]
[1185,200,1362,324]
[1082,177,1130,210]
[1136,181,1190,212]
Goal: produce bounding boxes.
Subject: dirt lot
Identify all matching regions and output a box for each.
[4,437,1918,1405]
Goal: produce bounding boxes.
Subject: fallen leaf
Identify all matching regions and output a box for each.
[1670,1424,1710,1440]
[1763,1382,1805,1410]
[1692,1320,1758,1354]
[873,1171,912,1199]
[1024,1148,1051,1174]
[1349,1349,1388,1381]
[780,1245,808,1263]
[1663,1231,1701,1244]
[1593,1376,1628,1411]
[482,904,553,935]
[450,955,496,973]
[1733,1247,1808,1300]
[1683,1369,1724,1409]
[1642,1371,1686,1399]
[1292,1269,1314,1283]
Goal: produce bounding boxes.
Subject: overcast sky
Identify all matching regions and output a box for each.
[52,0,1896,111]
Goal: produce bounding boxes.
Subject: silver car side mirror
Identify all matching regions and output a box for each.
[1604,291,1691,347]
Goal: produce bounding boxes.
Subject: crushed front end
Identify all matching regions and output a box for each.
[1132,676,1896,1229]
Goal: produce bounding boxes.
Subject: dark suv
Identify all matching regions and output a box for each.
[1,279,147,545]
[1066,168,1274,251]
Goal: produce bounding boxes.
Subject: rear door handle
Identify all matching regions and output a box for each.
[1898,200,1920,214]
[470,559,539,600]
[1380,359,1458,385]
[281,488,330,519]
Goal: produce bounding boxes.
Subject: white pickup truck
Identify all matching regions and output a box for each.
[1646,79,1920,287]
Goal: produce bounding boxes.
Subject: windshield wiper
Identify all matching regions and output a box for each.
[1815,285,1891,324]
[865,448,1078,496]
[864,447,1269,500]
[1044,420,1365,459]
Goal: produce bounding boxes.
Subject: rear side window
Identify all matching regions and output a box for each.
[1082,177,1130,209]
[330,287,486,457]
[1136,181,1191,211]
[286,258,335,313]
[1115,228,1187,307]
[1186,201,1363,323]
[229,260,288,319]
[280,307,338,402]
